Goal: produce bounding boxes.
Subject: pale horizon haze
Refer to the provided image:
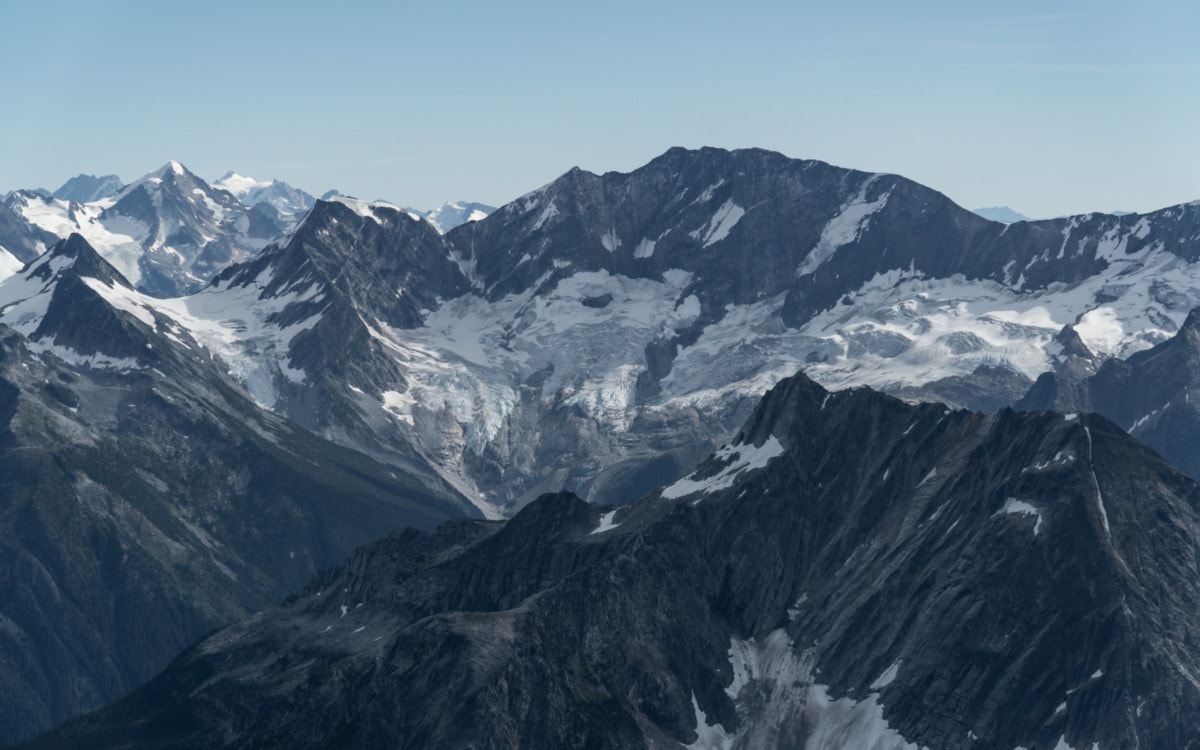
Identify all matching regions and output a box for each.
[2,0,1197,218]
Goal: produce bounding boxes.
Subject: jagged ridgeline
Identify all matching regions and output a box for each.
[10,148,1200,520]
[6,147,1200,745]
[0,235,474,745]
[25,373,1200,749]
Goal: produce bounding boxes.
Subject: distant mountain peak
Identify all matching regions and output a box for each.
[140,160,190,182]
[52,174,123,203]
[420,200,495,233]
[973,205,1032,223]
[212,172,316,224]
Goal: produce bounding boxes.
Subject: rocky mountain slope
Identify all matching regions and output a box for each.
[0,199,56,265]
[27,372,1200,749]
[0,236,476,744]
[1018,305,1200,481]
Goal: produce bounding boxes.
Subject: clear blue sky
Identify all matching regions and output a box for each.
[2,0,1196,217]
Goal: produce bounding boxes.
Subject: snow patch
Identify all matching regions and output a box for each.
[589,510,620,535]
[1023,451,1075,473]
[694,180,726,204]
[684,693,736,750]
[722,630,925,750]
[870,660,902,690]
[600,228,621,252]
[26,340,140,371]
[661,436,785,500]
[80,278,156,327]
[532,201,559,230]
[326,195,400,223]
[1075,307,1124,354]
[690,199,745,248]
[381,390,416,426]
[798,178,890,276]
[994,497,1044,536]
[804,684,924,750]
[121,268,326,409]
[1083,427,1112,541]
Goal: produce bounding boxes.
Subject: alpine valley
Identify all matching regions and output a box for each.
[3,147,1200,747]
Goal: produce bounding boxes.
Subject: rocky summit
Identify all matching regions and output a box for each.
[27,372,1200,749]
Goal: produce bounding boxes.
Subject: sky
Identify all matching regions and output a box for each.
[1,0,1197,218]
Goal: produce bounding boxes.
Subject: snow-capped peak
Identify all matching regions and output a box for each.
[154,160,187,178]
[213,171,316,222]
[421,200,495,233]
[213,171,273,197]
[326,195,419,222]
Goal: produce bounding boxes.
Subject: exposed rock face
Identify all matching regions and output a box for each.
[0,236,475,745]
[0,199,55,263]
[448,147,1200,327]
[29,373,1200,749]
[1018,306,1200,481]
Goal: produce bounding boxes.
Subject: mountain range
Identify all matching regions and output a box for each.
[3,168,495,301]
[413,200,495,233]
[972,205,1031,223]
[0,235,476,743]
[4,163,284,297]
[3,146,1200,744]
[140,147,1200,515]
[25,372,1200,748]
